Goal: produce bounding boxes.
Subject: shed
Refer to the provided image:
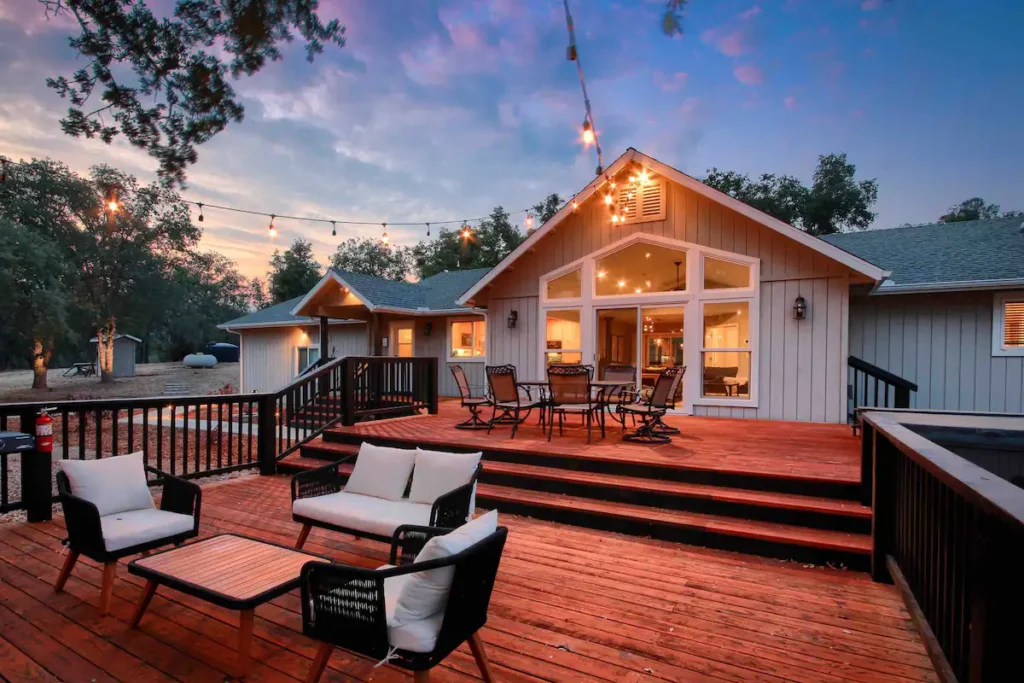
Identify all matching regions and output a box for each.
[89,334,142,378]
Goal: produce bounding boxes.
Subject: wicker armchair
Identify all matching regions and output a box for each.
[485,364,540,439]
[450,364,491,430]
[301,523,508,682]
[621,366,684,443]
[55,456,201,615]
[547,364,602,443]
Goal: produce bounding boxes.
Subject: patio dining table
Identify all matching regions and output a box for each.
[589,380,635,432]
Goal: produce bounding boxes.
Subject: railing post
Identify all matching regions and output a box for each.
[427,358,439,415]
[19,408,52,523]
[341,358,355,426]
[257,394,277,476]
[871,432,896,582]
[894,386,910,409]
[860,418,874,506]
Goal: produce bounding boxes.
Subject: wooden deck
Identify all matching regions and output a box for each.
[0,474,937,682]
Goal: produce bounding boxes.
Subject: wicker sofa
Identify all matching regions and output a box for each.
[291,443,482,549]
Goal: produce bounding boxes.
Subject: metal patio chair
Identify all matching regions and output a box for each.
[485,364,541,439]
[547,364,602,443]
[621,366,683,444]
[450,364,490,430]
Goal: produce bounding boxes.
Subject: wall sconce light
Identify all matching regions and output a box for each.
[508,310,518,329]
[423,322,432,336]
[793,295,807,320]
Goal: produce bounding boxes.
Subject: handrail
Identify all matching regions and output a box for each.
[848,356,918,391]
[847,356,918,435]
[863,410,1024,683]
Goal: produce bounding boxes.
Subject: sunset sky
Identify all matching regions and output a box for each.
[1,0,1021,278]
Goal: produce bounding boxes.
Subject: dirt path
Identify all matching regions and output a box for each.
[0,362,240,403]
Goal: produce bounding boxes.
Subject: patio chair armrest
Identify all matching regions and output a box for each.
[148,467,202,523]
[291,457,351,502]
[430,463,482,528]
[59,492,105,556]
[300,561,390,651]
[389,524,454,566]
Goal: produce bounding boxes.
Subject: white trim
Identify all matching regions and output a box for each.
[295,343,321,377]
[88,334,143,343]
[239,334,246,393]
[446,316,488,363]
[217,318,363,332]
[457,147,886,305]
[389,321,416,358]
[694,298,759,408]
[874,278,1024,296]
[992,291,1024,357]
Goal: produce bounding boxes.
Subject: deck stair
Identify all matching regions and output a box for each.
[285,425,873,569]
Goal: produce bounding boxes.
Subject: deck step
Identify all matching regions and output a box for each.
[475,483,872,566]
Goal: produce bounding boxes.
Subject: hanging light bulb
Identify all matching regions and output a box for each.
[581,118,595,146]
[572,200,579,211]
[639,169,650,183]
[268,214,277,238]
[426,222,431,237]
[525,213,534,229]
[331,221,337,237]
[197,203,204,222]
[107,196,119,212]
[0,159,7,182]
[381,223,389,245]
[611,214,619,224]
[604,194,613,205]
[461,224,472,239]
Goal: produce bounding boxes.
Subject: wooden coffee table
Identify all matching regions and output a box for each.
[127,534,327,677]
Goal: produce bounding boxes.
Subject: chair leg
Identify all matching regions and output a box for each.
[486,404,497,434]
[99,561,117,615]
[469,633,496,683]
[585,410,591,444]
[54,550,79,593]
[305,642,334,683]
[510,408,518,439]
[295,524,312,549]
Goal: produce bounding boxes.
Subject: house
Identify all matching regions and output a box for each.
[219,268,490,396]
[88,333,141,378]
[824,217,1024,413]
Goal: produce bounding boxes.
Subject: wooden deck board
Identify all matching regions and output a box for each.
[326,401,862,485]
[0,474,936,683]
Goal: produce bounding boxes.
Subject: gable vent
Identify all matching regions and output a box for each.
[618,178,666,224]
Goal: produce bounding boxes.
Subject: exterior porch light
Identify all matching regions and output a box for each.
[507,310,518,329]
[793,295,807,320]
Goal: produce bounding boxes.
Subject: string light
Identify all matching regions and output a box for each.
[331,221,336,237]
[107,195,119,212]
[581,118,595,146]
[461,224,472,239]
[0,159,7,183]
[639,169,650,183]
[604,194,613,205]
[380,223,389,245]
[268,214,277,238]
[197,203,204,221]
[426,222,431,237]
[572,200,579,211]
[563,0,603,175]
[525,213,534,230]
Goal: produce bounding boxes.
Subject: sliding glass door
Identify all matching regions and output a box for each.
[595,305,685,403]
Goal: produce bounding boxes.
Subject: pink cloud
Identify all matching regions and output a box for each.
[861,0,884,10]
[739,5,762,20]
[784,96,798,110]
[733,64,764,85]
[678,97,706,124]
[701,28,752,57]
[654,70,689,92]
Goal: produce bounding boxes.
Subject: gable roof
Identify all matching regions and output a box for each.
[290,267,491,317]
[823,217,1024,293]
[457,148,889,305]
[218,296,363,331]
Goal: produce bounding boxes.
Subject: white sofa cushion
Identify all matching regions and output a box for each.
[378,565,445,652]
[61,452,154,517]
[344,443,416,501]
[392,510,498,627]
[100,508,194,552]
[292,492,432,538]
[408,448,482,506]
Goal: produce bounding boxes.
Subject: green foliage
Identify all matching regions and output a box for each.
[38,0,346,187]
[532,193,564,225]
[938,198,1021,223]
[704,153,878,236]
[412,206,527,279]
[330,238,411,281]
[269,238,323,303]
[661,0,688,36]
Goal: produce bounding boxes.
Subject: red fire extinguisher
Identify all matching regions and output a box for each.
[35,409,53,454]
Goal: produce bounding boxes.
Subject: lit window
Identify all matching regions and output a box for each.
[596,242,686,296]
[547,268,582,299]
[450,320,486,359]
[545,310,582,367]
[701,302,752,399]
[993,294,1024,356]
[704,256,751,289]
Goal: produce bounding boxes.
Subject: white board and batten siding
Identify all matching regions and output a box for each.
[407,316,486,398]
[239,323,367,394]
[480,180,853,423]
[849,290,1024,413]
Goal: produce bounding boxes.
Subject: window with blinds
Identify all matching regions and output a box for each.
[993,294,1024,356]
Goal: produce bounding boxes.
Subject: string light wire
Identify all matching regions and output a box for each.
[563,0,604,175]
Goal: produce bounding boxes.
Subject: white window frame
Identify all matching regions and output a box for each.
[536,232,760,409]
[295,344,321,376]
[540,307,585,371]
[992,291,1024,357]
[447,316,487,362]
[389,321,415,358]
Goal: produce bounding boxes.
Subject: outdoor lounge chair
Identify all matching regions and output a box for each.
[55,452,201,614]
[292,443,482,548]
[450,364,490,430]
[485,364,541,439]
[547,364,602,443]
[301,512,507,683]
[621,366,684,444]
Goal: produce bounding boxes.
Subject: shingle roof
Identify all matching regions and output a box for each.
[219,296,315,328]
[331,267,490,311]
[822,217,1024,288]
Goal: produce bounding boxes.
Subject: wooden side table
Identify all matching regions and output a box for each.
[128,534,327,678]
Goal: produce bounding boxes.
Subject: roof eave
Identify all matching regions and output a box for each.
[870,278,1024,296]
[290,270,377,316]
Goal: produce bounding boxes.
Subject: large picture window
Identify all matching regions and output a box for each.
[450,319,486,359]
[701,302,751,398]
[547,268,582,299]
[545,310,582,367]
[595,242,687,296]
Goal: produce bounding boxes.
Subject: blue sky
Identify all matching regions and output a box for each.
[1,0,1021,277]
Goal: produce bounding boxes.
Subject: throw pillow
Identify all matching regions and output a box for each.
[344,443,416,501]
[408,448,482,505]
[60,452,154,517]
[392,510,498,626]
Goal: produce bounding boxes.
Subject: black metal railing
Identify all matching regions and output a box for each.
[339,356,438,426]
[864,411,1024,683]
[848,355,917,426]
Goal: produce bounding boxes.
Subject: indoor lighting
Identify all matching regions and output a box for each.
[646,280,652,288]
[597,269,607,278]
[617,279,626,289]
[645,252,651,258]
[635,287,642,294]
